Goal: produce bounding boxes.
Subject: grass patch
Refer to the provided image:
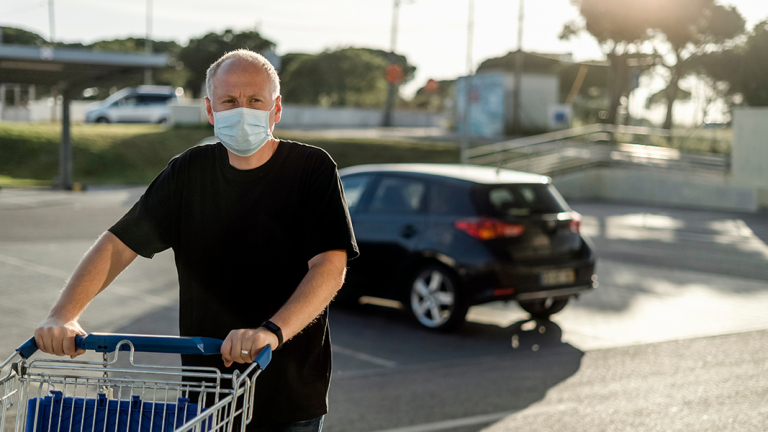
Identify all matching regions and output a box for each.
[0,175,51,187]
[0,122,459,185]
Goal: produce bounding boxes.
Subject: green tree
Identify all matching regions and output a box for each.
[562,0,655,125]
[0,26,46,46]
[178,29,275,98]
[279,48,414,108]
[697,20,768,107]
[648,0,744,129]
[409,79,454,112]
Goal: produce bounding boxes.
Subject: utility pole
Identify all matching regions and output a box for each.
[383,0,402,127]
[390,0,400,52]
[460,0,475,164]
[466,0,474,75]
[512,0,524,135]
[144,0,153,85]
[48,0,57,123]
[48,0,55,42]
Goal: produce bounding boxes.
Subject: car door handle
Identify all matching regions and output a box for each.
[400,224,418,239]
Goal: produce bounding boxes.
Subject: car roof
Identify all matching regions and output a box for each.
[338,163,551,185]
[131,85,175,95]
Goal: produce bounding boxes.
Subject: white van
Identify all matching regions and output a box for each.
[84,86,177,124]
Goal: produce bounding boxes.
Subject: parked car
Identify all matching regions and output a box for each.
[338,163,597,331]
[84,86,177,124]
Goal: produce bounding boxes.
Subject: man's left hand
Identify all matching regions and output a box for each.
[220,328,279,367]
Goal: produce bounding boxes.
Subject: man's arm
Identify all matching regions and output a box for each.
[34,231,138,357]
[220,249,347,367]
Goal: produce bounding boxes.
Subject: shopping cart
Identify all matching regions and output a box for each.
[0,333,271,432]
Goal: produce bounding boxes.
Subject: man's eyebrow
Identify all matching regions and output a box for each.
[219,93,266,100]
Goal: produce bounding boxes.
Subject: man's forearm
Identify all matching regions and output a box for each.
[271,250,347,342]
[48,231,138,321]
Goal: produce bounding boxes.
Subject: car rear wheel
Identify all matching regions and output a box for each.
[518,297,569,319]
[406,264,467,331]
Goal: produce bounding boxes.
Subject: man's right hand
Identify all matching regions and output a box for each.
[34,318,87,358]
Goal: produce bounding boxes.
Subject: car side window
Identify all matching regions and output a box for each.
[340,175,372,213]
[429,182,475,216]
[118,96,138,107]
[139,95,172,105]
[368,176,426,215]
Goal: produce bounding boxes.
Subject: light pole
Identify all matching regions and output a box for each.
[383,0,402,127]
[512,0,524,135]
[460,0,476,164]
[48,0,55,43]
[144,0,153,85]
[467,0,474,75]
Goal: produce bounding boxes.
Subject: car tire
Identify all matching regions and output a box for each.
[406,264,468,331]
[96,117,109,123]
[518,297,569,319]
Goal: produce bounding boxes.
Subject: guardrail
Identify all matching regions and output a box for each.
[466,124,732,176]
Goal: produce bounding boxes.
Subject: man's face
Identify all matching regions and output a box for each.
[205,59,282,131]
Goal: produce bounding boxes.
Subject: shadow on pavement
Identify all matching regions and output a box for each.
[109,305,182,374]
[326,303,583,432]
[564,202,768,314]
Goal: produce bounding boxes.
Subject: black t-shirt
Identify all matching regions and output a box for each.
[108,140,359,426]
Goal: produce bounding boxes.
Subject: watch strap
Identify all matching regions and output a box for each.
[260,320,283,350]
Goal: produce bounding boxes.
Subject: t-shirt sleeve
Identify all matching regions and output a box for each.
[304,154,359,262]
[108,158,180,258]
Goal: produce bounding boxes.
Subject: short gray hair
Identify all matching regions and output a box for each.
[205,49,280,100]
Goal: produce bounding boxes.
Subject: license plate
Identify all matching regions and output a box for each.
[540,269,575,286]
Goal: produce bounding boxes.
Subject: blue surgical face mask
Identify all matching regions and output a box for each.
[212,105,274,157]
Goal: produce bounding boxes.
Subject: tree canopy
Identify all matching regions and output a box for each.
[562,0,654,125]
[178,29,275,98]
[0,26,47,46]
[648,0,744,128]
[564,0,745,128]
[279,48,415,108]
[697,20,768,107]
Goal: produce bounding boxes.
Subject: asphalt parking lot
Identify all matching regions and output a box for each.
[1,188,767,431]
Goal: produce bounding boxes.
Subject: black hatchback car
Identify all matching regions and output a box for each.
[338,164,597,331]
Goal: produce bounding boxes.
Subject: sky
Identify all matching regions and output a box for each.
[2,0,768,124]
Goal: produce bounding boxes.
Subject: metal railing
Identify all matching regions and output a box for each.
[466,124,732,176]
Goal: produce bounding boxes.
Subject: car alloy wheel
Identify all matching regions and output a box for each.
[408,265,466,330]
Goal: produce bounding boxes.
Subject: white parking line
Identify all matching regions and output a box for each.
[0,253,175,307]
[333,345,397,368]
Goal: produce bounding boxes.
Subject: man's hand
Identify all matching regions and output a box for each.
[220,328,279,368]
[34,318,87,359]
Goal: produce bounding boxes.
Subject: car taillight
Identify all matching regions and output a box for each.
[569,212,582,233]
[454,218,525,240]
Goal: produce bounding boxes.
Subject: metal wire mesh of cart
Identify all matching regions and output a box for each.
[1,334,271,432]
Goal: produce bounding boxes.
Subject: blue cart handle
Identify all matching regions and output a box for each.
[17,333,271,368]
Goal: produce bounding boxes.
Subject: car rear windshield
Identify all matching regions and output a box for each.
[473,184,570,217]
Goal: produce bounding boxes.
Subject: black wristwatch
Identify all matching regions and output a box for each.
[260,320,283,350]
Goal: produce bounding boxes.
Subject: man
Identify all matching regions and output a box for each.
[33,49,359,432]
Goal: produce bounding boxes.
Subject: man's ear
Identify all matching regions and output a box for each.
[205,97,215,126]
[273,95,282,124]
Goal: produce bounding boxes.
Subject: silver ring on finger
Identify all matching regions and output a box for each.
[241,350,249,356]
